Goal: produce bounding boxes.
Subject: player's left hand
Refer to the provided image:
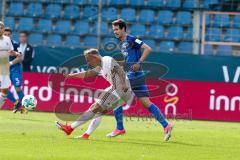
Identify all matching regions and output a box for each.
[132,63,141,72]
[8,50,19,56]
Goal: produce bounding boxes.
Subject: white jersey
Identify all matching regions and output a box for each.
[0,36,13,75]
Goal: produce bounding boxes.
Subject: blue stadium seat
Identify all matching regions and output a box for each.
[63,5,80,19]
[102,7,118,21]
[203,0,219,8]
[65,35,81,47]
[143,39,157,51]
[167,26,184,40]
[206,28,221,41]
[224,29,240,42]
[183,0,200,8]
[36,19,52,33]
[129,0,145,6]
[73,21,89,35]
[233,15,240,28]
[54,0,71,4]
[121,8,136,22]
[12,32,19,42]
[149,25,164,39]
[166,0,181,8]
[45,4,61,19]
[8,2,24,16]
[82,6,98,21]
[29,33,43,46]
[130,24,146,37]
[213,14,230,27]
[185,27,193,40]
[109,0,127,5]
[217,45,232,56]
[102,38,118,51]
[84,36,97,47]
[92,22,108,35]
[4,17,15,29]
[139,9,155,23]
[54,20,71,34]
[47,34,62,47]
[178,42,193,54]
[175,11,192,25]
[148,0,165,7]
[72,0,87,5]
[160,41,175,53]
[204,44,214,55]
[158,11,173,25]
[26,3,42,17]
[92,0,109,5]
[18,18,34,31]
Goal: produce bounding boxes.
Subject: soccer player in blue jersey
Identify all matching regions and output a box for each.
[4,28,25,113]
[78,19,173,141]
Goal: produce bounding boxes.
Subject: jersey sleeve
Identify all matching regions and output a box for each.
[8,37,14,51]
[132,37,144,49]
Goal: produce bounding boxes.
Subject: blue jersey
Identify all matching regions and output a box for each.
[10,40,22,71]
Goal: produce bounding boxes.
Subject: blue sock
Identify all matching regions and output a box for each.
[148,104,168,128]
[113,106,124,130]
[17,90,24,101]
[7,91,17,103]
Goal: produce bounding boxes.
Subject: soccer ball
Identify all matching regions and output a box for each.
[22,95,37,110]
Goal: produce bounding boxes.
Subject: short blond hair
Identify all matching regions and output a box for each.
[0,21,4,27]
[83,48,99,56]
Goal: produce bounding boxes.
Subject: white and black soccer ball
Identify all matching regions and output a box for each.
[22,95,37,110]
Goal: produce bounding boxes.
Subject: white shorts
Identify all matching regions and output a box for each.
[0,75,11,89]
[96,86,135,111]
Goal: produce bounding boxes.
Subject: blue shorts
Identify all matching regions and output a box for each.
[10,68,23,87]
[128,71,150,97]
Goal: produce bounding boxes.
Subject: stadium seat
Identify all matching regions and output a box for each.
[206,28,221,41]
[183,0,200,8]
[54,20,71,34]
[158,11,173,25]
[102,38,118,51]
[139,9,155,23]
[233,15,240,28]
[55,0,71,4]
[65,35,81,47]
[72,0,87,5]
[149,25,164,39]
[8,2,24,16]
[36,19,52,33]
[26,3,42,17]
[63,5,80,19]
[203,0,219,8]
[82,6,98,21]
[130,24,146,37]
[175,11,192,25]
[217,45,232,56]
[121,8,136,22]
[92,0,109,5]
[102,7,118,21]
[224,29,240,42]
[167,26,184,40]
[160,41,175,53]
[166,0,181,8]
[109,0,127,5]
[47,34,62,47]
[45,4,61,19]
[29,33,43,46]
[147,0,165,7]
[73,21,89,35]
[129,0,145,7]
[204,44,214,55]
[4,17,15,30]
[18,18,34,31]
[83,36,97,47]
[143,39,157,51]
[178,42,193,54]
[185,27,193,40]
[92,22,108,35]
[12,32,19,42]
[213,14,230,27]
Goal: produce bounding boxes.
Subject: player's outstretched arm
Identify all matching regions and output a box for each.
[8,50,20,57]
[64,67,100,79]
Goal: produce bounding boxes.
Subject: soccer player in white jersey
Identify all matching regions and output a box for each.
[55,48,134,135]
[0,21,20,109]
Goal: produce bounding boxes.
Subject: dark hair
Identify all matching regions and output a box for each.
[112,19,127,31]
[19,31,28,36]
[4,27,12,33]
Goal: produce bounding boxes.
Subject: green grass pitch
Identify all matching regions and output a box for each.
[0,110,240,160]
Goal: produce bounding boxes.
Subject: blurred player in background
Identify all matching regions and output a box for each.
[56,48,134,136]
[79,19,173,141]
[0,22,20,109]
[4,27,25,113]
